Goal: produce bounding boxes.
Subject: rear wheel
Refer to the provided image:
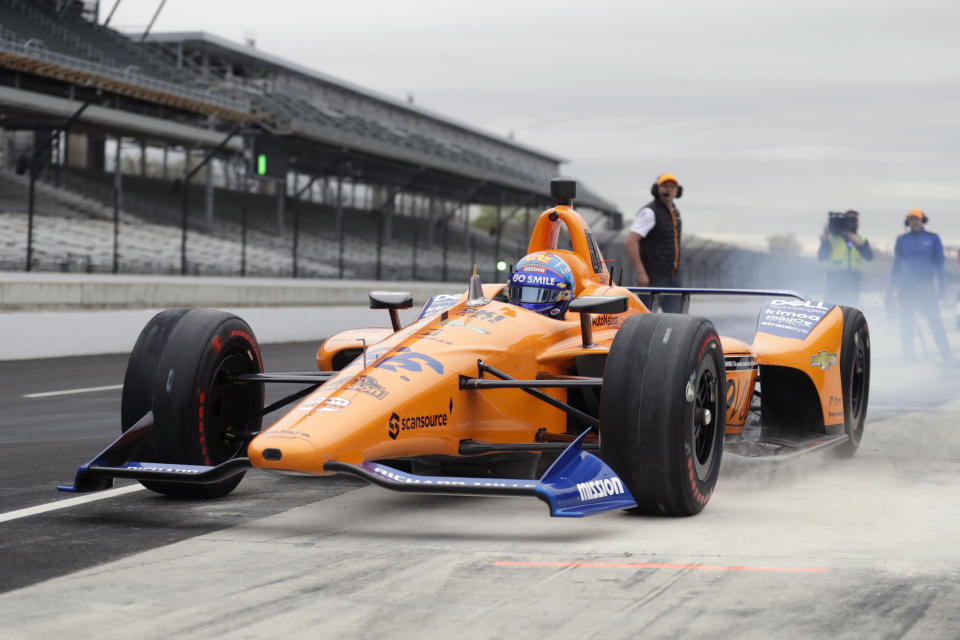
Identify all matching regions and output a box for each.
[600,313,726,516]
[122,309,263,498]
[834,307,870,457]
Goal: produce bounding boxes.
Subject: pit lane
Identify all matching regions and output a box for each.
[2,308,960,637]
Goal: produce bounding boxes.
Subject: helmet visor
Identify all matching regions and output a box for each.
[508,284,568,304]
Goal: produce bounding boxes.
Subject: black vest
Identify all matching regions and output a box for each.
[638,199,681,276]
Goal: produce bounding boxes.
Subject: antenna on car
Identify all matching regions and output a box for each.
[467,265,489,306]
[618,268,623,286]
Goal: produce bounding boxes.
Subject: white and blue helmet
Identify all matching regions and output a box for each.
[507,253,575,319]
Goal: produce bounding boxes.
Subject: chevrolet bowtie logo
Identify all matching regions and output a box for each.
[810,350,837,370]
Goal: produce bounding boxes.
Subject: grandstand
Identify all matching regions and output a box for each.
[0,0,621,282]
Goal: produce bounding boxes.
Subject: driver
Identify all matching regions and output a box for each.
[507,252,575,319]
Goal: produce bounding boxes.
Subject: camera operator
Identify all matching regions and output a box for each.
[818,210,873,306]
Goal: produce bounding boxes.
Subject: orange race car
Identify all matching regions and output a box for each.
[60,178,870,518]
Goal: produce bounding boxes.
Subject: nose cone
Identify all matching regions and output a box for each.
[248,431,323,473]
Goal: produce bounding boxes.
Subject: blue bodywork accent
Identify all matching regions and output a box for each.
[325,428,635,517]
[57,412,250,492]
[416,293,464,321]
[57,413,155,492]
[534,429,637,517]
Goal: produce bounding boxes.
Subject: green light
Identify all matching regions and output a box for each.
[256,154,267,176]
[496,260,508,271]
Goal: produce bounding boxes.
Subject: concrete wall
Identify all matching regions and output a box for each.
[0,273,451,310]
[0,273,458,360]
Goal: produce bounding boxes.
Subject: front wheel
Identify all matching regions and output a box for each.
[834,306,870,457]
[123,309,264,498]
[599,313,726,516]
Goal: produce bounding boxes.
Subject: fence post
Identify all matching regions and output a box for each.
[112,136,121,273]
[336,173,344,278]
[240,205,247,277]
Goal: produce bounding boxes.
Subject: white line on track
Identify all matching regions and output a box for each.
[23,384,123,398]
[0,484,144,524]
[870,405,958,412]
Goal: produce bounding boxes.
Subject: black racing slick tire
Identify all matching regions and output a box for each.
[834,307,870,458]
[599,314,726,516]
[123,309,264,498]
[121,308,191,434]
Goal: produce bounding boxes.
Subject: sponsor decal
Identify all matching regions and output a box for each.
[724,355,757,371]
[368,464,534,488]
[299,396,351,412]
[770,299,832,310]
[521,265,547,274]
[130,464,201,474]
[828,410,843,419]
[526,253,555,265]
[576,477,626,501]
[456,308,506,324]
[439,318,490,335]
[810,350,837,371]
[373,347,444,375]
[757,299,835,340]
[828,395,842,407]
[387,410,448,439]
[400,413,448,430]
[298,397,324,411]
[316,397,351,412]
[345,375,388,399]
[264,429,312,439]
[416,294,463,321]
[388,412,400,439]
[415,327,455,345]
[591,314,622,329]
[511,272,561,287]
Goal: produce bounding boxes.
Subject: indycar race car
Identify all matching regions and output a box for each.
[60,178,870,518]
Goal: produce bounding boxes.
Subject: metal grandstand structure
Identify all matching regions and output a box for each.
[0,0,622,280]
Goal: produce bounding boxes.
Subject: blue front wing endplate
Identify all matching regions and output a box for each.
[323,429,636,517]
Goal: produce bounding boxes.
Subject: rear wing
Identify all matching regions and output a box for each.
[626,287,807,314]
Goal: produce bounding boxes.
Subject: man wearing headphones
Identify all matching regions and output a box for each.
[887,208,954,363]
[625,173,683,312]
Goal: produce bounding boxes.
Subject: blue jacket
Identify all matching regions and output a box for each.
[889,229,945,291]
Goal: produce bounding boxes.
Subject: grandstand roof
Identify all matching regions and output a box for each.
[143,31,565,164]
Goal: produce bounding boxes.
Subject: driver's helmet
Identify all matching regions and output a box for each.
[507,252,575,318]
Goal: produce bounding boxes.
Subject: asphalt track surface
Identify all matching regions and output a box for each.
[2,310,960,638]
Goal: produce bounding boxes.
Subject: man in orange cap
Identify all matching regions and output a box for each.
[626,173,683,312]
[887,208,954,363]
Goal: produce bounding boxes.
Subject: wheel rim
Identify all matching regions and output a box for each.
[693,367,719,481]
[204,350,261,463]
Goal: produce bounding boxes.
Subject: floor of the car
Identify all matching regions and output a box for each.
[724,426,848,461]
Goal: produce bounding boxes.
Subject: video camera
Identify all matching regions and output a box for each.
[828,211,857,235]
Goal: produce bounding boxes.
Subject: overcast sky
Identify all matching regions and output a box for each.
[113,0,960,251]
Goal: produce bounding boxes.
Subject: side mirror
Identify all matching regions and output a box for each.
[369,291,413,331]
[568,296,628,315]
[569,296,628,348]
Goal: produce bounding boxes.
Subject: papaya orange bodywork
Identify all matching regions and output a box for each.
[247,205,850,475]
[249,206,646,475]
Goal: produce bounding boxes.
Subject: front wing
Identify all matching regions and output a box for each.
[58,419,635,518]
